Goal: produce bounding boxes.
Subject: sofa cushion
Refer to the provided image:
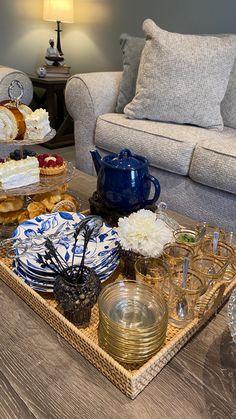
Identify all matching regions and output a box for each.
[124,19,236,130]
[189,135,236,194]
[94,113,225,176]
[115,34,145,113]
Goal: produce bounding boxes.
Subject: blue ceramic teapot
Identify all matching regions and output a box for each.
[90,149,161,212]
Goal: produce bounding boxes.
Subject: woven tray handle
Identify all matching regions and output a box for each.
[196,282,226,318]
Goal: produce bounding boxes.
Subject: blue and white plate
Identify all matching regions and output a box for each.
[12,212,120,292]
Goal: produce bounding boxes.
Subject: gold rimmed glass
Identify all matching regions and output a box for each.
[201,239,234,270]
[224,231,236,249]
[167,268,206,328]
[222,231,236,275]
[191,254,226,286]
[173,228,203,254]
[195,222,225,241]
[134,257,170,291]
[162,243,194,295]
[163,242,195,267]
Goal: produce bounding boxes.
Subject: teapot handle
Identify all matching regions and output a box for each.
[144,174,161,206]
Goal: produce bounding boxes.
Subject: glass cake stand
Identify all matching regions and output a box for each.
[0,128,56,146]
[0,161,75,196]
[0,162,76,238]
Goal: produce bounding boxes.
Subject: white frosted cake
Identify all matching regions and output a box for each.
[25,108,51,140]
[0,157,40,189]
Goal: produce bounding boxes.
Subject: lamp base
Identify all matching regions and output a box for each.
[56,20,63,56]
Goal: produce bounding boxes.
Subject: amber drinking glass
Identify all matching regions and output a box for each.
[135,257,170,291]
[224,231,236,249]
[224,231,236,271]
[201,239,234,269]
[163,242,195,268]
[191,255,226,287]
[173,228,203,254]
[162,243,194,295]
[195,222,225,241]
[168,268,206,328]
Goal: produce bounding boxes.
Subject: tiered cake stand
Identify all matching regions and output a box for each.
[0,129,75,236]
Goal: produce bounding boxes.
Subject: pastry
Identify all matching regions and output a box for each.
[0,103,26,141]
[25,108,51,139]
[27,201,47,219]
[0,194,8,202]
[57,183,68,194]
[0,210,23,224]
[33,191,62,211]
[52,200,76,213]
[61,193,80,211]
[38,153,66,176]
[0,156,40,189]
[17,210,30,224]
[0,196,24,213]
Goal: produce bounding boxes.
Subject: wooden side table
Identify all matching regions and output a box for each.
[28,74,74,149]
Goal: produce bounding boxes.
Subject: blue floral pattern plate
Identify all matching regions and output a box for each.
[12,212,120,292]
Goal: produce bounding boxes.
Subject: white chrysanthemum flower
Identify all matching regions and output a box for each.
[117,209,173,257]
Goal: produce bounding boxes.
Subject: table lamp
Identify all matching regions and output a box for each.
[43,0,74,56]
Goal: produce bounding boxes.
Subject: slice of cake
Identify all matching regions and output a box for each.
[25,108,51,140]
[0,104,26,142]
[18,103,33,118]
[0,157,40,189]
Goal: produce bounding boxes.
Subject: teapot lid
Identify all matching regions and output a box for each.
[108,149,146,169]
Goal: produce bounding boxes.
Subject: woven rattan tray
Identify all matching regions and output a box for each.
[0,247,235,399]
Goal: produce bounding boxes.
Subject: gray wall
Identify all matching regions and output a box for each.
[0,0,236,75]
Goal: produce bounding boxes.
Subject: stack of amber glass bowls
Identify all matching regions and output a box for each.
[98,280,168,366]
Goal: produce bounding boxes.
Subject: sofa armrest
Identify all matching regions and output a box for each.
[65,72,122,119]
[0,66,33,105]
[65,72,122,174]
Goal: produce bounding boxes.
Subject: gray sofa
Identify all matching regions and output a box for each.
[0,65,33,156]
[65,71,236,231]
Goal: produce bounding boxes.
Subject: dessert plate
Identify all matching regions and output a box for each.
[12,212,120,291]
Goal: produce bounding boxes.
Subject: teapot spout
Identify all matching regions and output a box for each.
[90,150,102,175]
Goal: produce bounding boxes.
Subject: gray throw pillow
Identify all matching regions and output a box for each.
[124,19,236,130]
[115,34,145,113]
[221,62,236,128]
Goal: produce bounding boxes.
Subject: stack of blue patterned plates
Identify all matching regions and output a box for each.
[12,212,120,293]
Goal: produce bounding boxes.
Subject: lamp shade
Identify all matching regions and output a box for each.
[43,0,74,23]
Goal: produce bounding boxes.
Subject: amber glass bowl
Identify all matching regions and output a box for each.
[98,280,168,365]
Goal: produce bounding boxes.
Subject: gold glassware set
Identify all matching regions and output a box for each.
[98,224,235,365]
